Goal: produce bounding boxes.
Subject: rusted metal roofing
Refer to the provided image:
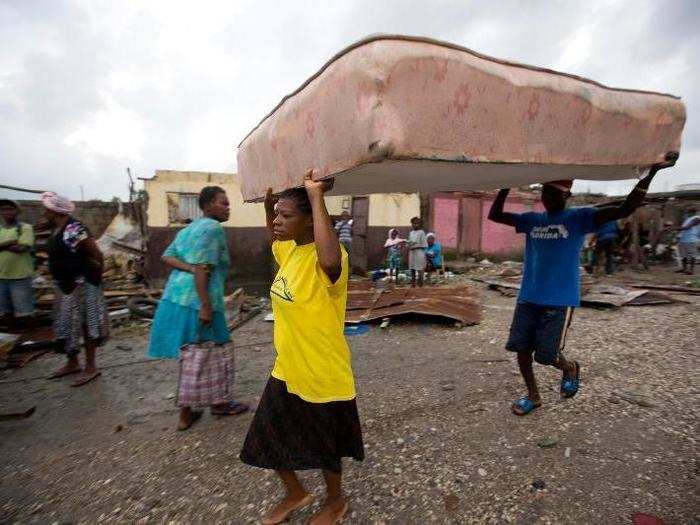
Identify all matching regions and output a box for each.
[346,283,481,325]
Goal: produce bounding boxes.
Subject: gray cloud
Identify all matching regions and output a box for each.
[0,0,697,202]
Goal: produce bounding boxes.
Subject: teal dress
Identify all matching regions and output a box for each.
[148,218,231,359]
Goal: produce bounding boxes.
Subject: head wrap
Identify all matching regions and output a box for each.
[543,180,573,192]
[426,232,436,239]
[41,192,75,215]
[384,228,405,247]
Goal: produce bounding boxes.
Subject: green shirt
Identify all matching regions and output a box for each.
[0,223,34,280]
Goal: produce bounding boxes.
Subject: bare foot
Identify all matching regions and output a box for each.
[70,368,102,387]
[309,497,348,525]
[177,409,203,431]
[48,363,82,379]
[262,492,313,525]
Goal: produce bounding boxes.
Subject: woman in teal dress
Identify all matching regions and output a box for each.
[148,186,248,430]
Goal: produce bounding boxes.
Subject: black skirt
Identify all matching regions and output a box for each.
[240,376,364,473]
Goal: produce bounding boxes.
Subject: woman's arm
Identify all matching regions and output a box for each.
[194,265,213,324]
[304,170,342,284]
[264,187,278,242]
[162,256,195,273]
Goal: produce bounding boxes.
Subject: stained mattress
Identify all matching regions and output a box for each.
[237,34,685,201]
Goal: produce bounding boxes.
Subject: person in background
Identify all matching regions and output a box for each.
[0,199,35,329]
[407,217,428,288]
[41,192,109,387]
[653,221,676,263]
[676,205,700,275]
[384,228,405,281]
[591,220,619,275]
[148,186,248,431]
[241,172,363,525]
[425,232,443,282]
[487,152,677,416]
[334,210,353,255]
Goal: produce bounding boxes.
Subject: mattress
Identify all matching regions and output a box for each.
[237,34,685,201]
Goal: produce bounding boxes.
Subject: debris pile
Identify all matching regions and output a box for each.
[346,281,481,325]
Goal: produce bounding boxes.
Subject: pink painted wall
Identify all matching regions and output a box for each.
[480,198,544,256]
[433,197,460,248]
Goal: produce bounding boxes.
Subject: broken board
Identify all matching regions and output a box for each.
[238,34,685,201]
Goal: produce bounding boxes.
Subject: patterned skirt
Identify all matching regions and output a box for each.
[240,376,364,473]
[53,281,109,356]
[147,299,230,360]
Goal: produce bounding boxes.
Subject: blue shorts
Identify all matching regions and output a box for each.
[0,277,34,317]
[505,301,574,365]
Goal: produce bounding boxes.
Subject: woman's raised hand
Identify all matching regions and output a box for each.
[303,169,334,197]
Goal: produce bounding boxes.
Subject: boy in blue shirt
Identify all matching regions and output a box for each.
[488,152,677,415]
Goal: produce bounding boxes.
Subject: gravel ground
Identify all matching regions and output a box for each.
[0,271,698,524]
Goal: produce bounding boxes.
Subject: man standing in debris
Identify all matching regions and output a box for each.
[590,220,619,276]
[334,210,353,255]
[0,199,35,329]
[676,205,699,275]
[488,152,677,415]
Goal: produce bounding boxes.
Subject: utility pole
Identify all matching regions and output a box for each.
[79,185,84,201]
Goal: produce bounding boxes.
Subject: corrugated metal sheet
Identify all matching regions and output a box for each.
[346,283,481,325]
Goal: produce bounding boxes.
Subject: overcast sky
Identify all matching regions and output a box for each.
[1,0,698,201]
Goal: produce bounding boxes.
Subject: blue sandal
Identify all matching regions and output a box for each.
[512,396,542,416]
[561,361,581,399]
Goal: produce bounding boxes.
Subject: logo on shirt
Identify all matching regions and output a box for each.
[530,224,569,240]
[270,276,294,302]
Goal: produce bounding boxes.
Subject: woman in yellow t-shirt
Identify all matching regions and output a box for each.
[240,172,363,525]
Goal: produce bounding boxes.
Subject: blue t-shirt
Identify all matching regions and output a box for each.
[596,220,618,243]
[515,207,597,307]
[679,215,700,244]
[426,242,443,267]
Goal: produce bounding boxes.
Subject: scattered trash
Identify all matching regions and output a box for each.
[443,492,459,512]
[344,324,370,336]
[477,468,487,477]
[264,313,275,322]
[612,389,658,408]
[531,479,546,491]
[564,447,571,458]
[537,436,559,448]
[0,406,36,422]
[380,318,391,329]
[628,284,700,295]
[632,512,667,525]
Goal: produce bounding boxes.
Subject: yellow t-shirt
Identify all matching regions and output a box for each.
[0,223,34,280]
[270,240,355,403]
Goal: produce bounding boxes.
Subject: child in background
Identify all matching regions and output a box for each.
[425,232,443,282]
[384,228,405,280]
[407,217,428,287]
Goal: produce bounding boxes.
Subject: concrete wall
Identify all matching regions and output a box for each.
[144,171,267,228]
[15,200,127,239]
[367,193,421,227]
[479,198,544,258]
[144,172,422,277]
[143,171,272,287]
[428,192,544,260]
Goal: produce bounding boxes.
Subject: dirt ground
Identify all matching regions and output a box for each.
[0,269,698,524]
